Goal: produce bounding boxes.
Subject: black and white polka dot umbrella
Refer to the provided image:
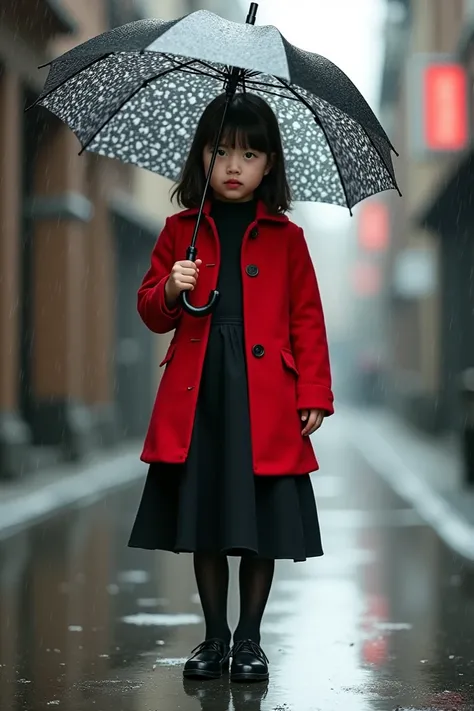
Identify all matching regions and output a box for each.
[31,4,400,212]
[31,2,400,316]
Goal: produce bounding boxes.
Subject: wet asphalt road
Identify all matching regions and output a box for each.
[1,415,474,711]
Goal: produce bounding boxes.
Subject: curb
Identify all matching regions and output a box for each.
[342,406,474,561]
[0,444,146,541]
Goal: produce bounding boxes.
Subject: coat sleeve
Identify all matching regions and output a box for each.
[137,217,183,334]
[289,227,334,415]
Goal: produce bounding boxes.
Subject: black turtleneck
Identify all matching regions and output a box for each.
[210,199,257,321]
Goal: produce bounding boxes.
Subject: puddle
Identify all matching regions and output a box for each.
[121,613,202,626]
[117,570,150,584]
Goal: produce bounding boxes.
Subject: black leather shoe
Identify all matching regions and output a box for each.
[230,639,269,682]
[183,638,230,680]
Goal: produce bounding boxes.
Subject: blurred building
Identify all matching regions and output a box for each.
[356,0,474,434]
[0,0,236,480]
[0,0,162,481]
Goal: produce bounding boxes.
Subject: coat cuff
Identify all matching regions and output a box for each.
[296,383,334,416]
[156,276,183,319]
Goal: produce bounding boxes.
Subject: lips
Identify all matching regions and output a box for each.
[224,180,242,186]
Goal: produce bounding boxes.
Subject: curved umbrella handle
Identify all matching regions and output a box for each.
[179,245,220,317]
[180,288,220,317]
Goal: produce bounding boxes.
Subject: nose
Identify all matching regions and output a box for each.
[226,155,241,174]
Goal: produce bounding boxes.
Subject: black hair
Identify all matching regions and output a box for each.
[171,92,292,214]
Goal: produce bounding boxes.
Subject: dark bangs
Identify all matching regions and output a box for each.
[204,100,273,155]
[171,92,292,214]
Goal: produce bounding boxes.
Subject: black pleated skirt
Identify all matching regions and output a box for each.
[128,318,323,562]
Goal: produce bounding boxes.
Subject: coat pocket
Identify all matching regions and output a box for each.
[281,348,299,377]
[159,342,176,367]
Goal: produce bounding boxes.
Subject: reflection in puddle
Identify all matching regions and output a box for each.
[374,622,412,631]
[117,569,150,584]
[153,657,188,667]
[136,597,169,607]
[121,613,202,626]
[1,457,474,711]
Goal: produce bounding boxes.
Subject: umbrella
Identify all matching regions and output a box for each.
[29,2,400,317]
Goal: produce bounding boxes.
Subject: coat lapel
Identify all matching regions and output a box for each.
[177,199,288,224]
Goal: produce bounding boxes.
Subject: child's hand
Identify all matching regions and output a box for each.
[165,259,202,306]
[300,409,325,436]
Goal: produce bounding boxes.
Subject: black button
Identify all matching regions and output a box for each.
[246,264,259,277]
[249,227,258,239]
[252,344,265,358]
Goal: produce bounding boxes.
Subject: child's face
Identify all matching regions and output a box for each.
[203,141,272,203]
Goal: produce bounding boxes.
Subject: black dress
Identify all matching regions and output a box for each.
[128,200,323,561]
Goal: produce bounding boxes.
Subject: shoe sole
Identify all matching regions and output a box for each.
[183,663,229,681]
[183,669,222,680]
[230,672,269,683]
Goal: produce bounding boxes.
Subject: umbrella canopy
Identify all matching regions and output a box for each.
[32,7,400,211]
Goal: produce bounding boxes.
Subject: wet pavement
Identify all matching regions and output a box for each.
[1,415,474,710]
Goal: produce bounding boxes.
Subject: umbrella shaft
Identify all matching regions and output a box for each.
[189,90,234,251]
[189,2,259,253]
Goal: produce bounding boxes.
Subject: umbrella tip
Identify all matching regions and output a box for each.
[246,3,258,24]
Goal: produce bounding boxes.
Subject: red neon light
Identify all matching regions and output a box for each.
[423,64,468,151]
[358,203,389,251]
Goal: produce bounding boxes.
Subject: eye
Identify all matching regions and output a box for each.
[216,147,227,157]
[244,151,257,159]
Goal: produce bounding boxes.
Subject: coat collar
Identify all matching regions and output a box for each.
[177,198,288,224]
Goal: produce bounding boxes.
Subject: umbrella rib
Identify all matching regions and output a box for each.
[27,53,112,110]
[31,52,225,113]
[161,54,226,79]
[79,59,196,154]
[176,66,225,82]
[360,126,402,196]
[277,79,353,214]
[243,80,302,102]
[195,60,227,77]
[244,77,289,91]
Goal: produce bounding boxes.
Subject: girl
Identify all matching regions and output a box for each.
[128,92,334,683]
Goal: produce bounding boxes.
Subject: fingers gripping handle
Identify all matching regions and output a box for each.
[179,246,220,317]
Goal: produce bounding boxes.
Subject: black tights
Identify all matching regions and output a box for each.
[193,553,275,645]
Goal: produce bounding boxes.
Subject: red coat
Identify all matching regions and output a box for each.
[138,200,334,475]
